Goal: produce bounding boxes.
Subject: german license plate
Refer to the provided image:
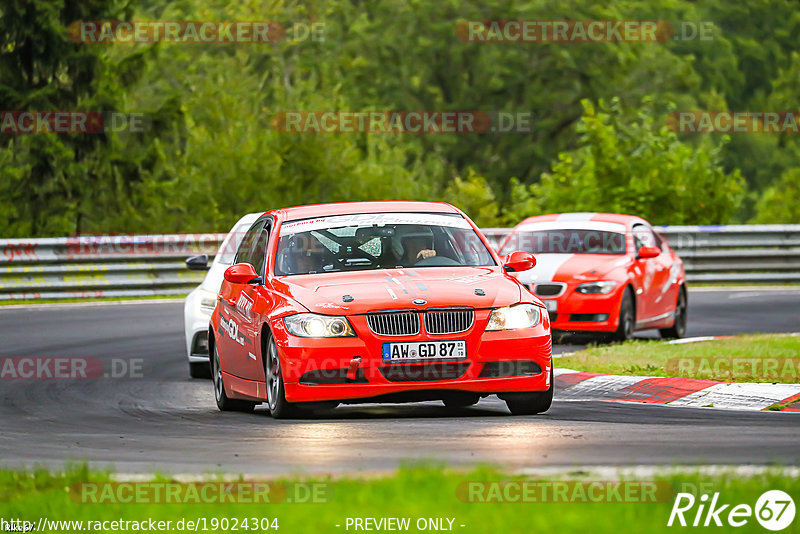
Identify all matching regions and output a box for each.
[543,300,558,313]
[382,340,466,363]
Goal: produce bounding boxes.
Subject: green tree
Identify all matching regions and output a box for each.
[751,168,800,223]
[505,98,745,225]
[0,0,183,237]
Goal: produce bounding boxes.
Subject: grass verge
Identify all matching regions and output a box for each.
[0,465,798,533]
[558,334,800,383]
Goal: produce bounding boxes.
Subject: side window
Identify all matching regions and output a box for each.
[250,223,271,277]
[234,221,264,265]
[632,224,658,250]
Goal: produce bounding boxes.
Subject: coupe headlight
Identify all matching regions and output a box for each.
[575,281,617,294]
[284,313,355,338]
[486,303,541,331]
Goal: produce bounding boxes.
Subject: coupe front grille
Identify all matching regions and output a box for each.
[366,311,420,336]
[532,283,566,297]
[424,309,474,335]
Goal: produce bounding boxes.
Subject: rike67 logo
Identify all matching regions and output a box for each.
[668,490,795,531]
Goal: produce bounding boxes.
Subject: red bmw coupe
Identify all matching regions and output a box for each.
[498,213,687,341]
[210,201,552,418]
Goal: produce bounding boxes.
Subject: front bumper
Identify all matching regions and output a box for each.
[184,288,214,362]
[272,309,552,403]
[535,284,624,333]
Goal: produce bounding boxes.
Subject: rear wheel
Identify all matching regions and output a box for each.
[189,361,211,379]
[613,289,635,342]
[265,334,303,419]
[660,288,687,339]
[503,366,553,415]
[212,344,255,412]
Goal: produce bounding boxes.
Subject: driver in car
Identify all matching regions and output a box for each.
[393,227,437,265]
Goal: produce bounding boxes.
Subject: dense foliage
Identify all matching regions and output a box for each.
[1,0,799,236]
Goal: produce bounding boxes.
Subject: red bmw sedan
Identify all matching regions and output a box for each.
[498,213,687,341]
[210,201,553,418]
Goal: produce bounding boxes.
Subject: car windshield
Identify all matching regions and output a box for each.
[500,229,626,255]
[275,212,496,275]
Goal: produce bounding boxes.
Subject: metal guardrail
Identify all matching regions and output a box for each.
[1,225,799,301]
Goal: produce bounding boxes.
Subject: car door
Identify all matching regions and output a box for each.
[234,219,274,382]
[217,219,264,377]
[632,224,670,321]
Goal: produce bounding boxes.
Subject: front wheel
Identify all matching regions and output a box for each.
[265,334,303,419]
[660,288,687,339]
[613,289,635,342]
[503,366,553,415]
[212,344,255,412]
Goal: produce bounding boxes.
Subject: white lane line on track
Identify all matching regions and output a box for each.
[514,465,800,479]
[0,298,184,310]
[689,286,800,292]
[109,465,800,482]
[668,383,800,411]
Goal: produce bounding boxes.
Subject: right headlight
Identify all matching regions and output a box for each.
[575,281,617,294]
[284,313,356,338]
[486,303,541,331]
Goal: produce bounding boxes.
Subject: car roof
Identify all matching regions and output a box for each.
[513,212,648,228]
[266,201,461,221]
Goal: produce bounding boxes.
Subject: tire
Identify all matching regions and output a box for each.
[442,393,480,408]
[660,287,687,339]
[264,333,303,419]
[613,288,635,342]
[503,366,554,415]
[211,344,256,412]
[189,361,211,379]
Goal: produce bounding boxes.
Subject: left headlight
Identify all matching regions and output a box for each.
[486,303,541,331]
[575,281,617,294]
[284,313,356,338]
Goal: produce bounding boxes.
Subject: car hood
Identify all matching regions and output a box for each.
[274,267,522,315]
[514,253,629,285]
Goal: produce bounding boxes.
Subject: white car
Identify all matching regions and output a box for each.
[183,213,261,378]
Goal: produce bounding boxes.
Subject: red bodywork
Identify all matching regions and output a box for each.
[210,201,552,404]
[497,213,686,335]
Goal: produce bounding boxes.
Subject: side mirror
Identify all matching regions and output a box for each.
[637,246,661,260]
[185,254,209,271]
[503,251,536,272]
[224,263,262,284]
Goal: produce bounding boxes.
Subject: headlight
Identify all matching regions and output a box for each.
[284,313,356,338]
[486,303,541,331]
[575,281,617,294]
[199,290,217,314]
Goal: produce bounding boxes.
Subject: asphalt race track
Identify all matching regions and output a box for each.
[1,288,798,474]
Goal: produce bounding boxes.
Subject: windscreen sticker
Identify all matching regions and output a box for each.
[516,221,627,233]
[280,212,470,235]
